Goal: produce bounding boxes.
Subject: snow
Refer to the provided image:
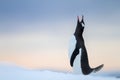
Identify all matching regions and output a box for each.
[0,63,119,80]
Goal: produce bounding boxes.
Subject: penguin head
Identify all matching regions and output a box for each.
[75,16,85,36]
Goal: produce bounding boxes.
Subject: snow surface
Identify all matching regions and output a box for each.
[0,63,119,80]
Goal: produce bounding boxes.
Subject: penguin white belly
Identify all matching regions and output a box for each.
[68,35,82,74]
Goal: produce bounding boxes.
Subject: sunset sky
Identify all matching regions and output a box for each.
[0,0,120,72]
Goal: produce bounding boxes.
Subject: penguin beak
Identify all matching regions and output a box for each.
[81,15,85,25]
[77,16,80,23]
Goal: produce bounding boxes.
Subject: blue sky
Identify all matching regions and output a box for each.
[0,0,120,36]
[0,0,120,71]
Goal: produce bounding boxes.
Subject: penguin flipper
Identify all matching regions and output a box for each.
[70,49,79,67]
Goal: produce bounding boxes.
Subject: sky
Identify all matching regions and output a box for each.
[0,0,120,72]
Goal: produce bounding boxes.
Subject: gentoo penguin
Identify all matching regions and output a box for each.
[69,16,104,75]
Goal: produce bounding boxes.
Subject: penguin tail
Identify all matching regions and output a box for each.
[93,64,104,73]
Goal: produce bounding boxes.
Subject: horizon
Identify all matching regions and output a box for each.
[0,0,120,72]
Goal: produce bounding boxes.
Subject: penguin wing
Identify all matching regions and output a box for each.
[70,48,79,67]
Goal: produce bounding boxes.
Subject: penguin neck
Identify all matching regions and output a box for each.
[74,34,84,41]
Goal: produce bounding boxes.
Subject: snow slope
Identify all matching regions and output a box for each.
[0,63,119,80]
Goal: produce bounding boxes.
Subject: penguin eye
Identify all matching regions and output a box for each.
[81,23,85,27]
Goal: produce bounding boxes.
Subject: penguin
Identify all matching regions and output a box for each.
[69,16,104,75]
